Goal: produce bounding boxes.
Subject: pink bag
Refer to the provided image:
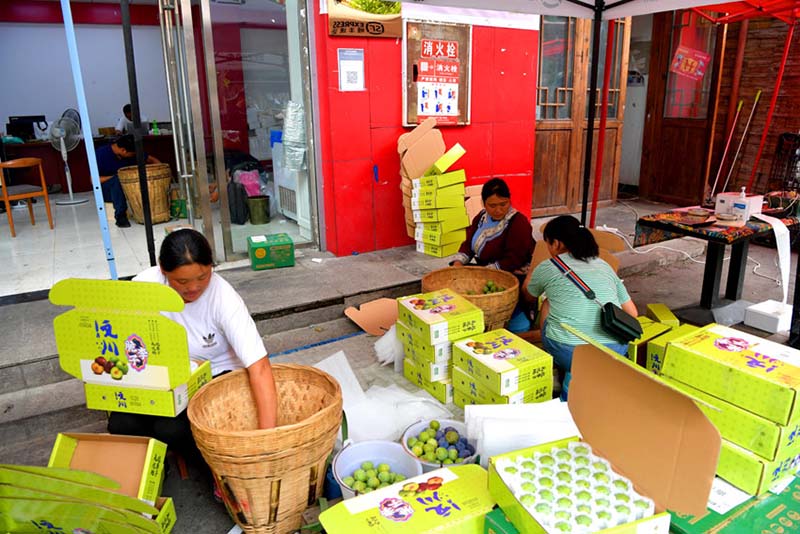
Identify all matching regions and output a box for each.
[234,169,261,197]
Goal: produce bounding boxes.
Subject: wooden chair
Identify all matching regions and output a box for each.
[0,158,54,238]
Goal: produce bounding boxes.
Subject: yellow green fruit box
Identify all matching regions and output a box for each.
[452,329,552,396]
[645,303,680,328]
[411,193,464,210]
[247,233,295,270]
[397,289,484,345]
[416,216,470,235]
[319,465,495,534]
[413,206,468,223]
[717,439,800,496]
[646,324,699,374]
[405,349,451,382]
[415,227,466,246]
[403,357,453,404]
[425,144,466,176]
[396,321,452,364]
[661,376,800,462]
[488,339,721,534]
[49,433,167,506]
[452,366,551,406]
[416,240,461,258]
[661,324,800,425]
[414,168,467,189]
[627,317,671,367]
[411,182,465,200]
[49,278,212,417]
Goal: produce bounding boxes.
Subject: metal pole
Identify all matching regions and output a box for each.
[59,0,117,279]
[581,3,604,226]
[120,0,156,267]
[745,22,795,192]
[589,18,615,229]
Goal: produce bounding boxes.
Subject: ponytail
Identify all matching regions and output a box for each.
[542,215,599,261]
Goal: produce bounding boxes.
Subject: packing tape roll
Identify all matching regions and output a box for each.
[752,213,791,305]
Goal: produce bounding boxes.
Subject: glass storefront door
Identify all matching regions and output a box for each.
[158,0,318,262]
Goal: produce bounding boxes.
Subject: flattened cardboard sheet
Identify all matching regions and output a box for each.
[344,298,398,336]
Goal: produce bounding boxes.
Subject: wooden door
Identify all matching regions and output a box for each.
[533,18,630,218]
[640,11,725,205]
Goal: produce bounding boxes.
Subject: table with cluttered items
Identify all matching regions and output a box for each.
[634,207,799,324]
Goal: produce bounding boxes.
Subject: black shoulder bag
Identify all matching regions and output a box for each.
[549,256,642,343]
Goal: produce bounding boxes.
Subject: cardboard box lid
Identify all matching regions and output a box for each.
[400,129,445,180]
[568,340,720,516]
[49,278,184,312]
[398,117,437,156]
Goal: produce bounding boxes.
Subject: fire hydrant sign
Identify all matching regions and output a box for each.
[405,21,471,126]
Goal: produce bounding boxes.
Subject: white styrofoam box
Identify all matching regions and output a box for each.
[745,299,793,333]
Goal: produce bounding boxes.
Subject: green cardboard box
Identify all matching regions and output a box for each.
[320,465,494,533]
[413,206,468,223]
[50,279,213,417]
[669,478,800,534]
[646,303,680,328]
[661,324,800,425]
[484,507,519,534]
[452,366,551,406]
[247,233,295,270]
[416,216,470,235]
[646,324,699,374]
[627,317,671,367]
[661,376,800,461]
[403,357,454,404]
[488,341,720,534]
[425,144,466,176]
[412,182,465,200]
[49,433,167,506]
[717,439,800,496]
[416,240,461,258]
[411,194,464,210]
[396,321,452,364]
[415,227,466,246]
[414,168,467,188]
[452,329,552,396]
[397,289,484,345]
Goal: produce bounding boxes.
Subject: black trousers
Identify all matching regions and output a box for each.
[107,410,202,463]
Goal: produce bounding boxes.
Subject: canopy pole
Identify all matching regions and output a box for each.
[59,0,117,280]
[120,0,157,266]
[589,18,615,229]
[581,1,604,226]
[745,22,795,192]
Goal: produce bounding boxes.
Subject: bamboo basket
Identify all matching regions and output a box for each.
[188,364,342,534]
[422,266,519,331]
[117,163,172,224]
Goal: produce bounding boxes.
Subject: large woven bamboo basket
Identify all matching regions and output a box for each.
[188,364,342,534]
[422,266,519,331]
[117,163,172,224]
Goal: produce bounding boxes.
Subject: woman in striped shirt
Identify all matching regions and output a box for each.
[525,215,637,400]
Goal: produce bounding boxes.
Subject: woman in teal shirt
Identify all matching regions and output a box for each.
[525,215,637,399]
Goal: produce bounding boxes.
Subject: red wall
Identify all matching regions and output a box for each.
[314,12,539,256]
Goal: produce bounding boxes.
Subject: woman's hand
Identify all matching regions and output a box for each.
[621,299,638,318]
[247,357,278,429]
[452,261,463,267]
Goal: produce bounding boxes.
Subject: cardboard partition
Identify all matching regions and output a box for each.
[49,433,167,505]
[487,337,720,533]
[400,129,445,180]
[319,465,494,533]
[661,324,800,425]
[49,279,213,417]
[344,298,398,336]
[451,329,553,396]
[397,117,437,156]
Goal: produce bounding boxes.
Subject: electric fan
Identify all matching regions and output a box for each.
[49,113,87,205]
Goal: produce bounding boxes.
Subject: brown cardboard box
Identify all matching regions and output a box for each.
[400,129,445,180]
[398,117,437,156]
[327,0,402,39]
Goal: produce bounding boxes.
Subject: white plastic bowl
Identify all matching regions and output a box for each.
[400,419,477,473]
[332,440,423,499]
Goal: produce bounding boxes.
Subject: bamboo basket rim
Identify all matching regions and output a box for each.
[422,265,520,294]
[187,364,342,440]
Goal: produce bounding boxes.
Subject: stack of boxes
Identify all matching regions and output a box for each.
[398,118,445,240]
[451,329,553,408]
[412,144,469,258]
[397,288,484,404]
[659,324,800,495]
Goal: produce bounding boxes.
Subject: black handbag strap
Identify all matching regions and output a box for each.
[550,256,602,308]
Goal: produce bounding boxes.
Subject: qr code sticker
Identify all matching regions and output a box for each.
[346,71,358,84]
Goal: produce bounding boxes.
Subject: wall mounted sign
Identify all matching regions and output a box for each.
[670,45,711,81]
[338,48,365,92]
[327,0,402,38]
[404,20,472,126]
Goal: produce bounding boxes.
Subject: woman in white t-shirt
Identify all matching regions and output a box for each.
[108,229,278,461]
